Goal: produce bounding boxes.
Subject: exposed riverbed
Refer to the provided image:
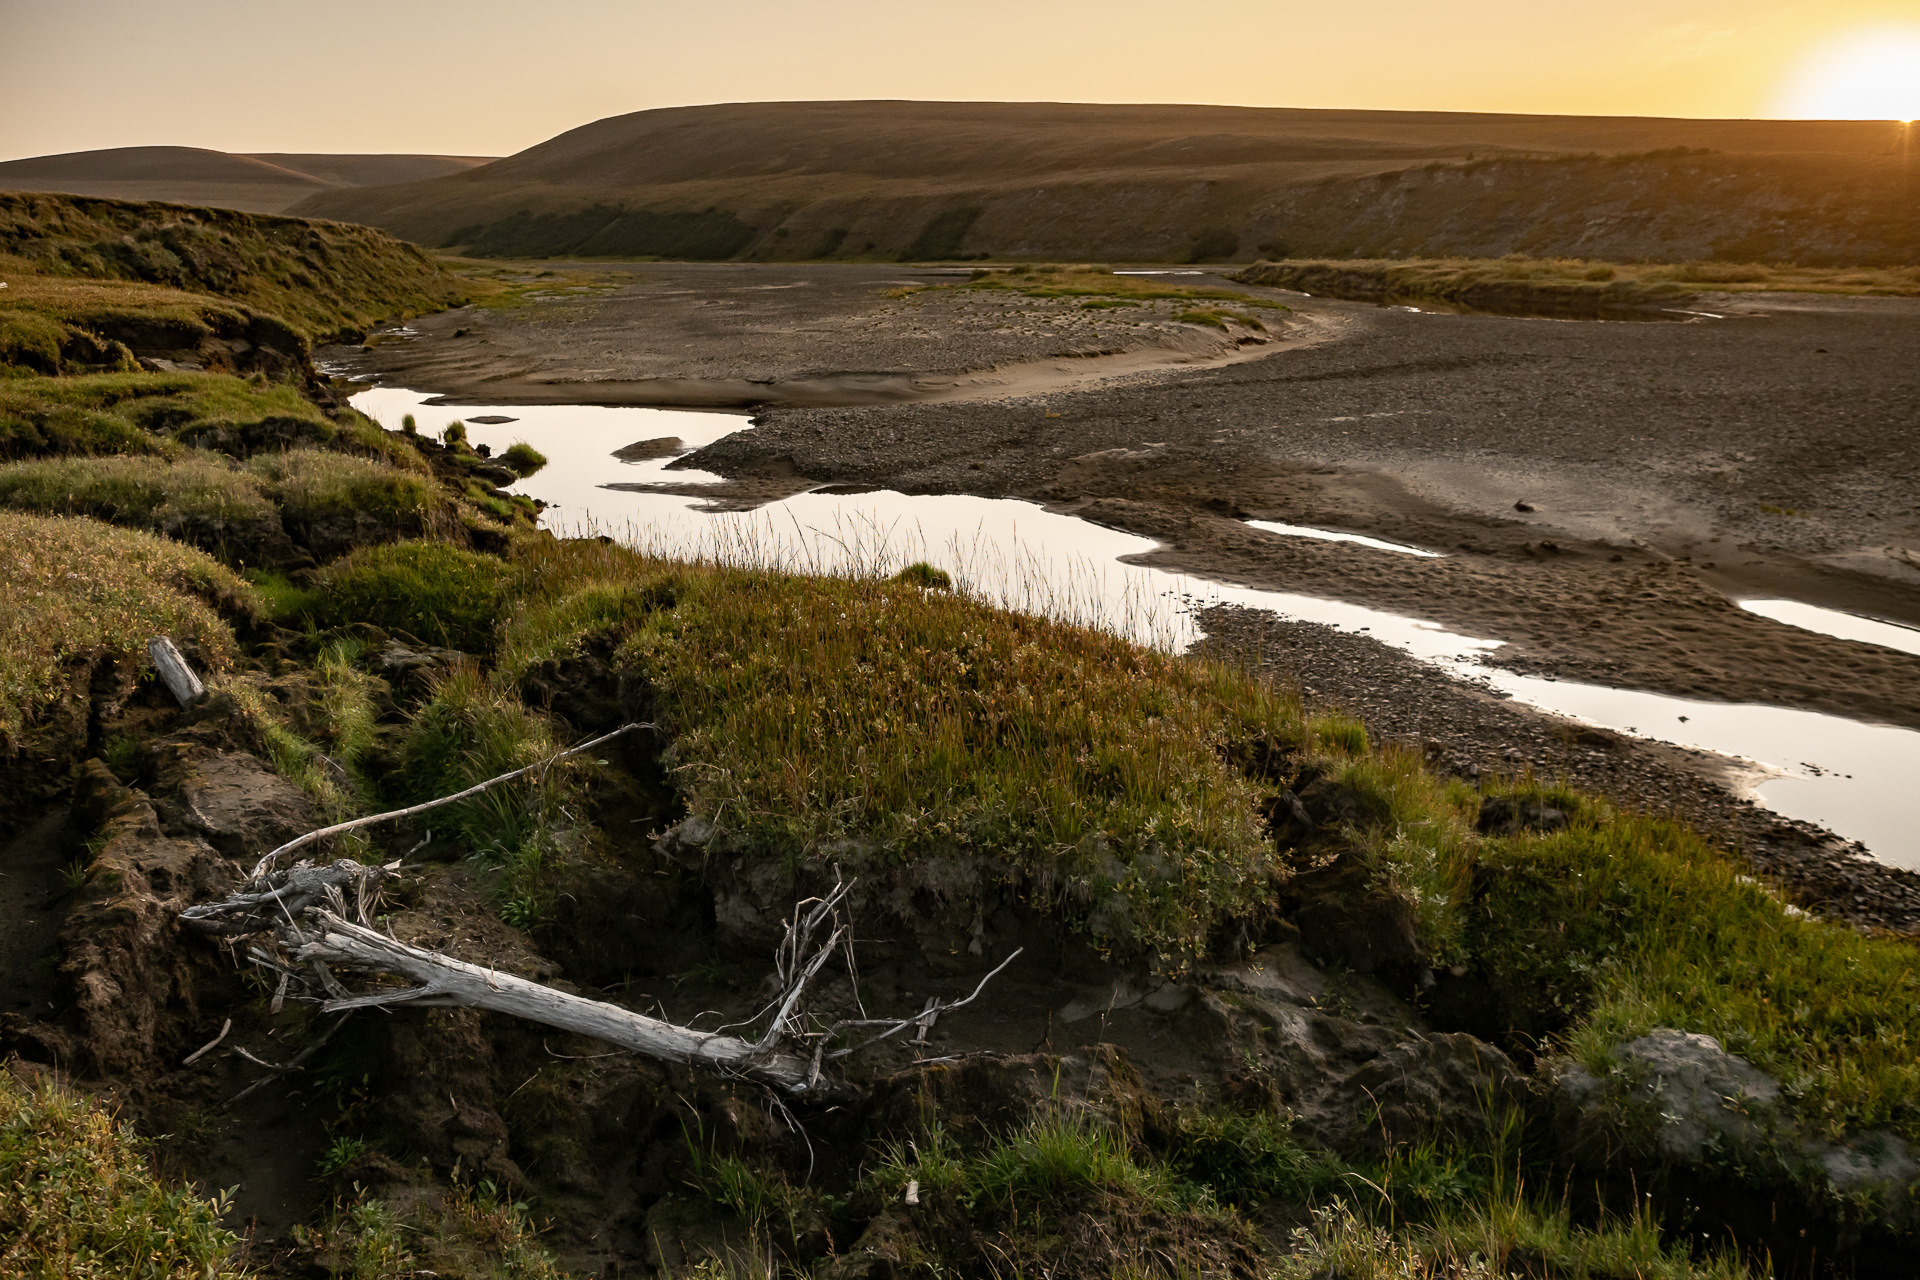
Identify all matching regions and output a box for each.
[354,386,1920,872]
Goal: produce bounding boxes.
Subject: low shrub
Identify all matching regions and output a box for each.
[0,1070,245,1278]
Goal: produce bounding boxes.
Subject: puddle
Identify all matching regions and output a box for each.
[1740,598,1920,659]
[1246,519,1445,559]
[353,387,1920,868]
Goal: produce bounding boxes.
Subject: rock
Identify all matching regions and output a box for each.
[614,436,685,460]
[150,742,316,861]
[1514,500,1536,512]
[1302,1032,1526,1155]
[1556,1029,1784,1166]
[1475,795,1568,836]
[1285,853,1422,982]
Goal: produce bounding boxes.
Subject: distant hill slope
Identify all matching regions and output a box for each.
[286,101,1919,265]
[0,146,497,215]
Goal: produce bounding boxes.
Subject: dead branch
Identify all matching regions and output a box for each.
[180,858,398,935]
[280,908,836,1096]
[242,721,651,881]
[179,792,1023,1102]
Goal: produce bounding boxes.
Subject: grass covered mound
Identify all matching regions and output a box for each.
[0,511,256,751]
[0,190,466,342]
[0,1070,244,1278]
[499,536,1349,956]
[1232,256,1920,314]
[0,370,420,466]
[0,271,305,377]
[0,447,443,566]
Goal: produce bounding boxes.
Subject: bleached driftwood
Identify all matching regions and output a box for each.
[284,909,829,1094]
[182,856,1021,1102]
[147,636,206,707]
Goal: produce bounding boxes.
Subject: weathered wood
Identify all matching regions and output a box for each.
[146,636,205,707]
[287,910,835,1096]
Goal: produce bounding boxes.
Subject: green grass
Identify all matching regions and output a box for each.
[0,190,467,343]
[0,369,412,466]
[296,1183,571,1280]
[0,1071,245,1279]
[0,447,440,565]
[1232,256,1920,311]
[1473,818,1920,1140]
[901,264,1290,312]
[499,440,549,477]
[310,540,510,652]
[502,536,1333,959]
[0,271,304,376]
[1277,1194,1762,1280]
[0,450,277,537]
[247,447,440,525]
[0,511,256,750]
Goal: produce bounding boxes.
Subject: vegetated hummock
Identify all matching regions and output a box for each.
[1233,256,1920,314]
[7,192,1920,1279]
[285,100,1920,266]
[0,144,499,214]
[0,191,470,349]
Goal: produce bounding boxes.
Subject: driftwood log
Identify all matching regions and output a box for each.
[283,909,828,1094]
[146,636,206,707]
[176,728,1020,1100]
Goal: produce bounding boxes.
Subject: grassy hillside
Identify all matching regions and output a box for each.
[287,101,1919,265]
[0,146,497,214]
[0,191,467,343]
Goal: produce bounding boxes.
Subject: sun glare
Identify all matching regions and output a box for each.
[1773,25,1920,120]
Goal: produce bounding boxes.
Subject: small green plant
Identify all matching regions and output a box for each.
[401,412,418,435]
[317,1135,369,1177]
[500,441,549,477]
[1166,1109,1343,1205]
[443,420,468,447]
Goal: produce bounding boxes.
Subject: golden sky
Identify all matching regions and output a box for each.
[3,0,1918,160]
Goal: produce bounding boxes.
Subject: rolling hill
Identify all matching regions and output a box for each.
[286,100,1920,265]
[0,146,498,215]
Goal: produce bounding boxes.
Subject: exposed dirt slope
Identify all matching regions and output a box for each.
[287,100,1918,264]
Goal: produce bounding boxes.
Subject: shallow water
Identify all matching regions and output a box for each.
[353,387,1920,868]
[1245,519,1445,558]
[1740,598,1920,659]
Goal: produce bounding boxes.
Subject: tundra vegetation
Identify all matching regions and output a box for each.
[4,191,1920,1279]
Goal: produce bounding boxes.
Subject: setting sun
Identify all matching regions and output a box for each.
[1772,24,1920,120]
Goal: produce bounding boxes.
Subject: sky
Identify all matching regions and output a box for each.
[3,0,1918,161]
